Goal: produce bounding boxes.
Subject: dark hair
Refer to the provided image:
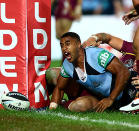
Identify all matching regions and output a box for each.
[61,32,81,43]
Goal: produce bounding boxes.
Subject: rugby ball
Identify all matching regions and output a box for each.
[1,91,30,111]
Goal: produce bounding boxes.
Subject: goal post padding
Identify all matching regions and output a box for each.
[0,0,51,109]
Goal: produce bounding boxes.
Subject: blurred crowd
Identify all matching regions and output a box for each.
[51,0,134,16]
[51,0,138,40]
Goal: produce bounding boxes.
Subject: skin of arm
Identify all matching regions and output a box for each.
[94,57,130,112]
[106,57,130,100]
[96,33,123,50]
[50,75,70,107]
[82,33,123,51]
[122,0,139,25]
[132,0,139,14]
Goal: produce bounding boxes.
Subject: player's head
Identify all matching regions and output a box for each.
[61,32,81,43]
[60,32,81,63]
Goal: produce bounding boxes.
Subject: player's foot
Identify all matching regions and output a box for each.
[119,98,139,114]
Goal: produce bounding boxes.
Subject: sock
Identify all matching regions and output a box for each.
[136,60,139,76]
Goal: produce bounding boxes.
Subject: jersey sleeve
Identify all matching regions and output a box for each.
[120,41,134,54]
[60,65,70,78]
[97,49,115,69]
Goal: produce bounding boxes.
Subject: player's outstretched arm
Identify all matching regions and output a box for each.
[49,75,70,110]
[82,33,123,51]
[94,57,130,112]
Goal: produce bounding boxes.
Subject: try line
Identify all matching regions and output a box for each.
[44,112,139,129]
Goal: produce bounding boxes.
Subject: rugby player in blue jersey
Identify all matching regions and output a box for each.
[49,32,137,112]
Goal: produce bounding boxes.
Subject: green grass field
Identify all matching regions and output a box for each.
[0,60,139,131]
[0,107,139,131]
[50,60,62,68]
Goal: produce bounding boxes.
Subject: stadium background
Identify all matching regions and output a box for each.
[51,14,134,60]
[1,1,139,131]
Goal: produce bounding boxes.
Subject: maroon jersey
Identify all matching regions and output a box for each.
[55,0,77,20]
[120,41,136,71]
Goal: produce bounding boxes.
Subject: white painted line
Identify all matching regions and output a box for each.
[46,112,139,129]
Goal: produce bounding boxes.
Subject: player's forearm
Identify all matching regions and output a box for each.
[106,57,130,101]
[50,86,62,109]
[95,33,111,43]
[51,86,62,104]
[133,0,139,14]
[95,33,123,50]
[109,68,130,101]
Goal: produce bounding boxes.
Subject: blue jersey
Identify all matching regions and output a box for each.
[60,47,123,100]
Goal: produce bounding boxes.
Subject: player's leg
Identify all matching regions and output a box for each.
[119,71,139,113]
[45,67,61,95]
[56,18,73,40]
[68,95,99,112]
[133,26,139,76]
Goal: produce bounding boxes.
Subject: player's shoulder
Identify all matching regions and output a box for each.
[85,46,102,51]
[85,46,108,57]
[85,46,104,52]
[85,46,115,68]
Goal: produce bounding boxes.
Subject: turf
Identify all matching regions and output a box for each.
[50,60,62,67]
[0,108,139,131]
[1,60,139,131]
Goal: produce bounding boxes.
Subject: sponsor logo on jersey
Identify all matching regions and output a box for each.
[98,50,112,68]
[92,82,100,88]
[60,66,70,78]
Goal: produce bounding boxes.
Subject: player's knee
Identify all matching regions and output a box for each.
[68,99,88,112]
[45,68,59,85]
[68,96,99,112]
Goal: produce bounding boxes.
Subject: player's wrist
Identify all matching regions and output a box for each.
[49,102,58,109]
[108,96,115,102]
[130,9,138,16]
[90,35,98,42]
